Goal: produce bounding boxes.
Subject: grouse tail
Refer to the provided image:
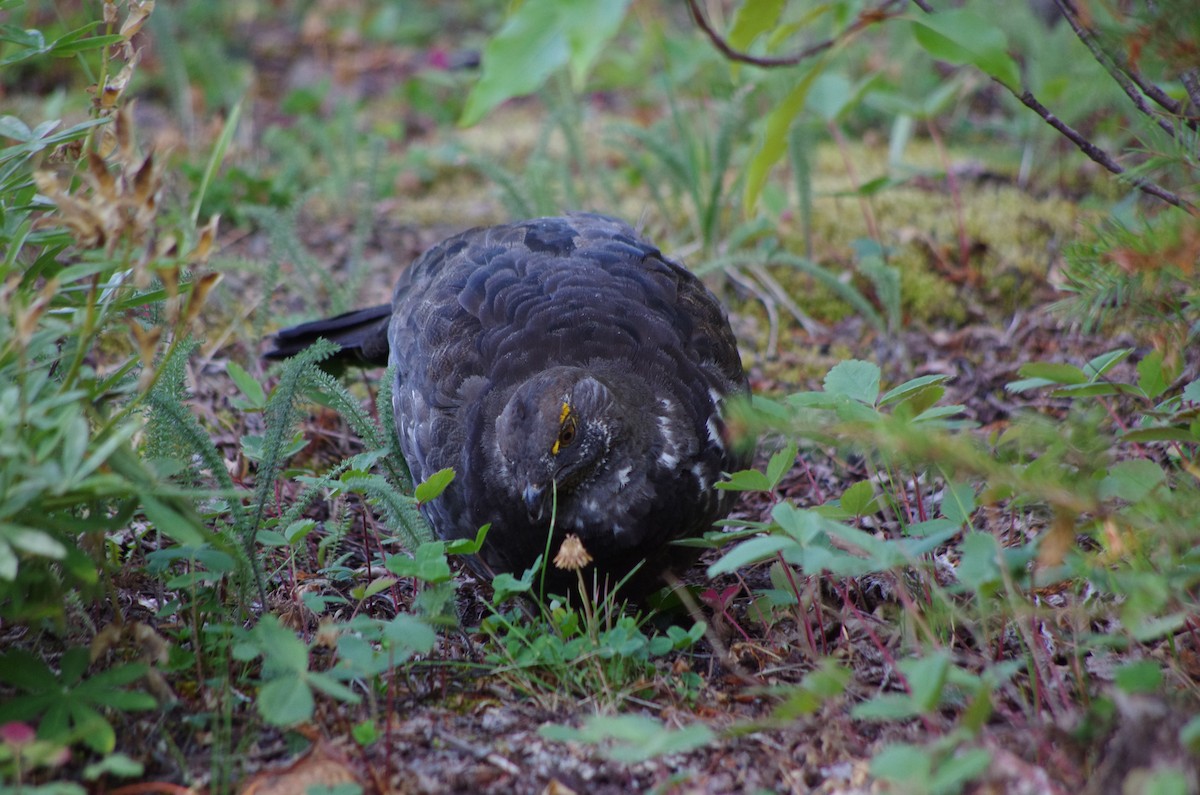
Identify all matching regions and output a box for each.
[265,304,392,367]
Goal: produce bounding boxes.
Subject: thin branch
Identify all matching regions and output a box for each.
[1182,70,1200,117]
[1051,0,1180,138]
[1010,86,1197,214]
[1054,0,1198,135]
[685,0,906,69]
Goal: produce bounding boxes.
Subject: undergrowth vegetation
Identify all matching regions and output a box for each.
[1,0,1198,792]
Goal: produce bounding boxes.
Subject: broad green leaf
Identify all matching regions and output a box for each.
[460,0,630,126]
[1137,350,1169,400]
[1084,348,1133,378]
[258,676,314,726]
[563,0,630,89]
[708,534,792,576]
[1015,362,1088,386]
[4,526,66,558]
[765,441,798,488]
[414,467,455,504]
[931,748,992,793]
[824,360,881,405]
[839,480,876,516]
[728,0,786,53]
[1099,459,1165,502]
[852,693,919,721]
[715,468,773,492]
[1114,659,1162,694]
[382,613,437,657]
[226,361,267,409]
[352,576,396,601]
[744,59,825,213]
[539,715,714,763]
[940,482,976,526]
[901,651,951,712]
[140,495,206,546]
[956,531,1001,595]
[879,374,951,406]
[909,9,1021,90]
[1182,378,1200,403]
[0,539,15,580]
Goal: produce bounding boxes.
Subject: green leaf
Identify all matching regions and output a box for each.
[445,523,489,555]
[460,0,631,126]
[1137,350,1169,400]
[381,613,436,658]
[940,482,976,526]
[879,374,951,406]
[414,467,455,504]
[352,576,396,601]
[715,468,773,492]
[83,753,144,781]
[824,360,881,405]
[839,481,877,517]
[931,748,992,793]
[386,541,452,583]
[1084,348,1133,378]
[1015,362,1088,386]
[902,652,951,711]
[1182,378,1200,404]
[1113,659,1162,694]
[226,361,267,410]
[852,693,919,721]
[765,441,798,488]
[1099,459,1165,502]
[258,676,314,727]
[909,9,1021,90]
[539,715,714,763]
[728,0,785,53]
[956,532,1001,595]
[140,495,206,546]
[744,59,825,213]
[563,0,630,89]
[707,535,792,576]
[871,743,932,783]
[5,526,66,559]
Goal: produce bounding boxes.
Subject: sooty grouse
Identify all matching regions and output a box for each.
[267,213,750,594]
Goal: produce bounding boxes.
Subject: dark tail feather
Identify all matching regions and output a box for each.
[265,304,392,367]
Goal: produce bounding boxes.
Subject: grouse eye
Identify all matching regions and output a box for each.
[557,417,577,448]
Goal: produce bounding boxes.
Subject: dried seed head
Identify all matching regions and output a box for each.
[553,534,593,571]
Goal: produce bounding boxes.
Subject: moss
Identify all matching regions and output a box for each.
[761,141,1096,327]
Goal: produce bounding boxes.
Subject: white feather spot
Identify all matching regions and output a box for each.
[615,465,632,487]
[658,451,680,468]
[656,414,678,453]
[706,416,725,450]
[691,462,709,490]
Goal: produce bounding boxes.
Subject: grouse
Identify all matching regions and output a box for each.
[267,213,750,595]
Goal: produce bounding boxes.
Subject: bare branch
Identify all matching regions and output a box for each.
[1051,0,1181,138]
[1009,86,1196,214]
[685,0,906,69]
[1182,70,1200,117]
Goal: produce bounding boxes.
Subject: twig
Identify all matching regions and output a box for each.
[1182,70,1200,115]
[685,0,906,69]
[1051,0,1183,137]
[1008,87,1197,214]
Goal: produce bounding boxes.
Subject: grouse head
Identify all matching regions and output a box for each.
[491,367,617,524]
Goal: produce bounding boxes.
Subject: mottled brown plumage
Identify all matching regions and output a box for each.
[268,213,749,594]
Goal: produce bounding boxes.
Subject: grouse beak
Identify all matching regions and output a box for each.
[523,484,546,523]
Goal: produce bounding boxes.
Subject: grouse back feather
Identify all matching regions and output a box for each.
[268,213,749,595]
